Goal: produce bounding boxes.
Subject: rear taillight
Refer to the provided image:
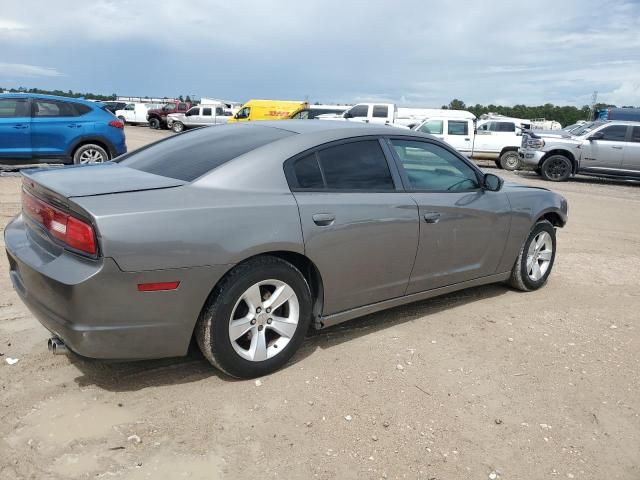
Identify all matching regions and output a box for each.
[22,190,97,255]
[109,120,124,129]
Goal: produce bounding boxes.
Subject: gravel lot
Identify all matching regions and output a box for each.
[1,126,639,479]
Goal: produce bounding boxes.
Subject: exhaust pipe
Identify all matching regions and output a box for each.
[47,337,67,355]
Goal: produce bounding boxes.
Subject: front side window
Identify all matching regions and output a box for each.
[163,103,177,111]
[599,124,628,141]
[372,105,388,118]
[448,120,469,136]
[34,100,79,117]
[478,122,493,132]
[186,107,199,116]
[317,140,394,190]
[125,104,135,111]
[236,107,250,119]
[202,108,212,116]
[0,98,29,118]
[348,105,369,118]
[418,119,443,135]
[391,139,479,191]
[291,110,309,119]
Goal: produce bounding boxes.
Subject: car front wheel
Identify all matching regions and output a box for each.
[172,121,185,133]
[509,220,556,291]
[196,256,312,378]
[541,155,572,181]
[148,118,160,129]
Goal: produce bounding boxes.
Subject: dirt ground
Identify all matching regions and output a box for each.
[1,126,639,480]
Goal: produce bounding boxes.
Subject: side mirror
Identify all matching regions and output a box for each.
[589,131,604,141]
[483,173,503,192]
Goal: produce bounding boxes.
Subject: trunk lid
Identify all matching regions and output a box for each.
[21,163,186,199]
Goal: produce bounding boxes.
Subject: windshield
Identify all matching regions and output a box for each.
[572,121,605,136]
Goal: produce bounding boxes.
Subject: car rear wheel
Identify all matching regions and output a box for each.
[541,155,572,182]
[500,150,521,171]
[196,256,312,379]
[73,144,109,165]
[172,121,185,133]
[509,220,556,291]
[148,118,160,129]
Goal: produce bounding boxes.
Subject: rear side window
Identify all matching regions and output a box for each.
[372,105,388,118]
[448,120,468,135]
[495,122,516,132]
[34,100,84,117]
[202,108,212,116]
[0,98,29,117]
[119,125,295,181]
[292,154,324,189]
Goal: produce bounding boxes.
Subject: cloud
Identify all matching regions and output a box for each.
[0,63,64,78]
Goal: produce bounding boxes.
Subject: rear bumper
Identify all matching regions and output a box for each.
[5,214,229,360]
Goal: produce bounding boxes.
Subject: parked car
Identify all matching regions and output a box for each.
[100,101,128,114]
[289,105,350,119]
[413,117,527,170]
[166,105,231,132]
[115,102,163,125]
[0,93,126,165]
[147,101,191,129]
[5,121,567,378]
[519,120,640,181]
[227,99,308,123]
[319,102,474,129]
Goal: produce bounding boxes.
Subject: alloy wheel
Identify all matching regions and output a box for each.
[228,279,299,362]
[546,158,570,180]
[79,148,106,164]
[526,231,553,281]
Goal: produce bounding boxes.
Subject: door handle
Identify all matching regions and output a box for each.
[423,212,441,223]
[67,124,81,128]
[12,124,28,129]
[464,138,470,141]
[312,213,335,226]
[611,146,623,150]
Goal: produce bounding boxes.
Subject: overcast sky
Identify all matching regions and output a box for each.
[1,0,639,107]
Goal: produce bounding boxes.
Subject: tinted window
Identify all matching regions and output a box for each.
[599,125,627,141]
[372,105,388,118]
[292,154,324,189]
[118,125,295,181]
[631,127,640,143]
[348,105,369,117]
[178,103,187,111]
[291,110,309,119]
[317,140,394,190]
[495,122,516,132]
[391,139,479,191]
[236,107,250,119]
[34,100,80,117]
[202,108,212,116]
[448,120,468,135]
[0,98,29,117]
[418,119,443,135]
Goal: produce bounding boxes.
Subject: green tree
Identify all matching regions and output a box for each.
[448,99,466,110]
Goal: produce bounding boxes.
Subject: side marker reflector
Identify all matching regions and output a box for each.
[137,281,180,292]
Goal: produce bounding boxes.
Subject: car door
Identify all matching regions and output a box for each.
[122,103,135,122]
[387,137,511,293]
[444,119,473,156]
[580,124,627,170]
[622,126,640,171]
[0,97,31,160]
[286,138,419,315]
[31,99,86,158]
[200,107,213,126]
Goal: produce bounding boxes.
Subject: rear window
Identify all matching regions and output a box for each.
[118,125,295,181]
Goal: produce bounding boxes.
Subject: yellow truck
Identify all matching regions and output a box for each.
[227,99,307,123]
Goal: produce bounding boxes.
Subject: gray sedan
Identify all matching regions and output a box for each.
[5,121,568,378]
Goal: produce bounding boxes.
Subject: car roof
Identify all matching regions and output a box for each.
[0,92,100,106]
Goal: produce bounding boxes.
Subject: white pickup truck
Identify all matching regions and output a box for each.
[166,105,232,133]
[413,116,529,170]
[318,102,474,129]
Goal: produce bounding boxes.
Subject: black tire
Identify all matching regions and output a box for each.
[72,143,109,165]
[499,150,521,171]
[148,117,160,129]
[195,256,312,379]
[172,121,184,133]
[509,220,556,292]
[540,155,572,182]
[494,160,503,169]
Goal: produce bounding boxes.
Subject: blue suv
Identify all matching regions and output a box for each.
[0,93,126,165]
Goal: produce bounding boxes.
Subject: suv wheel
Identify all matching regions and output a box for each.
[148,118,160,129]
[73,144,109,165]
[499,150,521,171]
[541,155,572,182]
[196,256,312,379]
[172,121,185,133]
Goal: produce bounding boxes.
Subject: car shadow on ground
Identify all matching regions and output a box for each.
[70,283,509,392]
[513,169,640,187]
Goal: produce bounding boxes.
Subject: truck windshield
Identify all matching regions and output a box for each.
[572,121,604,136]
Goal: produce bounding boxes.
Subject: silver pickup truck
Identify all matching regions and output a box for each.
[167,105,231,133]
[519,120,640,181]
